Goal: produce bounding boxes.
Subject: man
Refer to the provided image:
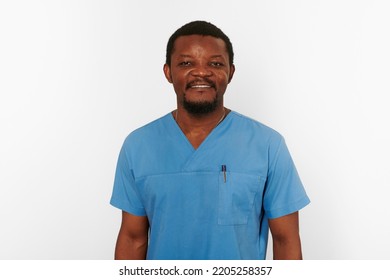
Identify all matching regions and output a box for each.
[110,21,310,260]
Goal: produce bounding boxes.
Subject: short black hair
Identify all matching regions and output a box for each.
[165,20,234,66]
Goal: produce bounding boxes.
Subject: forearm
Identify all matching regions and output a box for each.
[115,232,148,260]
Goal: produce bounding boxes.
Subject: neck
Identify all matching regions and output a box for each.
[175,107,226,130]
[173,107,228,149]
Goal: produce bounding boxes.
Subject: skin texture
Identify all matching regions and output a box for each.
[115,211,149,260]
[269,212,303,259]
[114,34,303,260]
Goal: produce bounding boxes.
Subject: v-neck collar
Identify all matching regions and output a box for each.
[168,110,233,152]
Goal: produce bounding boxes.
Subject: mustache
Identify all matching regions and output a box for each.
[186,78,216,89]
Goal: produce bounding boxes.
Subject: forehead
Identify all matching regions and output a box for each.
[172,35,228,57]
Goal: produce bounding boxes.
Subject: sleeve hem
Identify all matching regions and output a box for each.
[110,199,146,216]
[266,196,310,219]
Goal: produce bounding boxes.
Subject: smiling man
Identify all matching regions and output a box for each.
[110,21,310,260]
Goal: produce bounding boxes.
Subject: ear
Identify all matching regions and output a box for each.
[163,64,173,83]
[228,64,235,83]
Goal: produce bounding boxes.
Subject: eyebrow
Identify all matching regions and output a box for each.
[178,54,225,59]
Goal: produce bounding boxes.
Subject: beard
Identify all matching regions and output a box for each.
[182,94,219,115]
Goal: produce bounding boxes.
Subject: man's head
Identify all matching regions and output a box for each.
[164,21,235,115]
[166,21,234,67]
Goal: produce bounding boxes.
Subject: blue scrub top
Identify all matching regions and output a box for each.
[110,111,310,259]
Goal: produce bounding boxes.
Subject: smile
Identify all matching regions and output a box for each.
[191,85,212,88]
[186,80,216,89]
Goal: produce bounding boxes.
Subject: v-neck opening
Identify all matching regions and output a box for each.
[168,110,233,152]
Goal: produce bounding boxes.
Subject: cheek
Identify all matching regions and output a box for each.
[216,72,231,85]
[171,71,189,86]
[172,79,186,91]
[171,77,186,95]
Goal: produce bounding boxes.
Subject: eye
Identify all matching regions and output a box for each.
[210,61,224,67]
[179,61,191,66]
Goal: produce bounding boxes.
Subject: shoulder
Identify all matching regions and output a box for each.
[122,113,172,148]
[229,111,284,143]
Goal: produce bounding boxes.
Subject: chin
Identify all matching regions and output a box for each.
[184,91,217,102]
[182,99,219,115]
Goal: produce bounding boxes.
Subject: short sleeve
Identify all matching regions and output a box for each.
[110,143,146,216]
[263,136,310,219]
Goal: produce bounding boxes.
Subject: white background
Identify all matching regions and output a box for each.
[0,0,389,260]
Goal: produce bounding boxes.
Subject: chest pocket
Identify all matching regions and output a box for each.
[218,172,265,225]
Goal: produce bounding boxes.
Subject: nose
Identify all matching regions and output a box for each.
[190,64,212,77]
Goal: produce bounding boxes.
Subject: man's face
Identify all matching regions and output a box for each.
[164,35,235,115]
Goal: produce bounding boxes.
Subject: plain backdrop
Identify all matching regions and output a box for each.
[1,0,389,260]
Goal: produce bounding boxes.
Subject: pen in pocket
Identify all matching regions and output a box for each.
[221,165,227,183]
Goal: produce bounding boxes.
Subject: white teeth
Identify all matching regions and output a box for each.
[191,85,211,88]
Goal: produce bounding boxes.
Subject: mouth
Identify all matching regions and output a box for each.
[186,80,215,90]
[190,84,212,89]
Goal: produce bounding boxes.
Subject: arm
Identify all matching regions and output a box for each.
[115,211,149,260]
[268,211,303,260]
